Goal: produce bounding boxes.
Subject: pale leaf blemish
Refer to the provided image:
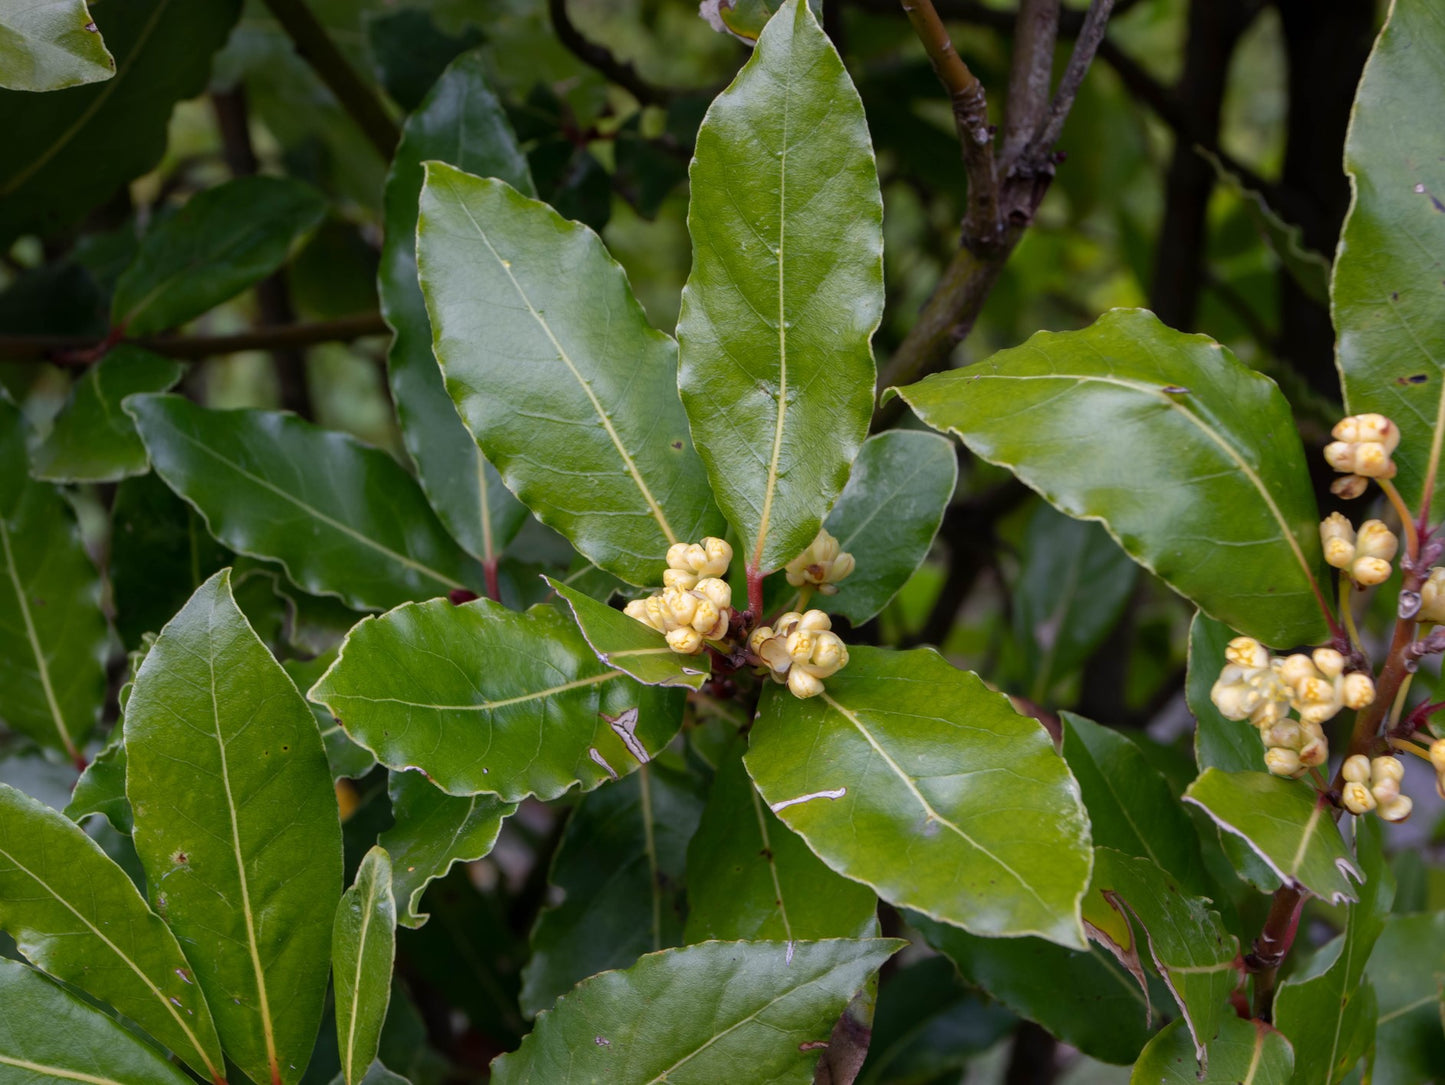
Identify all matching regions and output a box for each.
[588,747,619,780]
[594,1036,610,1048]
[603,708,648,763]
[769,787,846,813]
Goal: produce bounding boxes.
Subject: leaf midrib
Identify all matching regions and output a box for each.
[0,1053,149,1085]
[0,838,218,1079]
[147,405,467,593]
[0,517,76,759]
[748,780,794,942]
[442,176,678,547]
[324,669,624,713]
[341,867,384,1084]
[820,691,1055,917]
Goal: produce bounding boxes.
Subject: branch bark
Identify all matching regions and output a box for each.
[258,0,400,160]
[0,314,389,365]
[548,0,680,108]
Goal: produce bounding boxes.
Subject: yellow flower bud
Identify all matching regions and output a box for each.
[1379,794,1413,822]
[1342,754,1372,784]
[663,568,699,591]
[662,586,698,629]
[1356,520,1398,561]
[665,542,692,570]
[1331,474,1370,500]
[1341,782,1377,815]
[694,577,732,611]
[1429,738,1445,774]
[787,668,825,698]
[784,529,855,594]
[1265,747,1303,777]
[1341,672,1375,710]
[1325,414,1400,479]
[1420,569,1445,624]
[1320,513,1356,570]
[799,609,832,632]
[699,537,732,577]
[691,597,722,636]
[1372,775,1401,805]
[1312,648,1345,679]
[1353,557,1393,586]
[1226,637,1271,670]
[666,627,704,655]
[1371,755,1405,785]
[1298,734,1329,768]
[807,631,849,674]
[1262,719,1302,750]
[625,598,666,633]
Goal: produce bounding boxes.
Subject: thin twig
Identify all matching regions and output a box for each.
[999,0,1060,172]
[1024,0,1115,162]
[258,0,400,159]
[548,0,680,108]
[0,313,389,365]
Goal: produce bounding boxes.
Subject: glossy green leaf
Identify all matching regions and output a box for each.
[112,176,325,336]
[550,577,709,689]
[913,912,1155,1065]
[0,0,241,246]
[746,645,1092,948]
[125,569,343,1085]
[1274,817,1393,1085]
[330,1063,412,1085]
[379,769,515,928]
[1010,506,1137,702]
[1130,1016,1294,1085]
[418,162,722,587]
[685,739,877,943]
[334,846,397,1085]
[492,939,902,1083]
[382,51,530,567]
[0,0,113,91]
[0,398,107,763]
[520,763,705,1017]
[893,308,1328,648]
[678,0,882,575]
[1061,714,1209,895]
[127,394,482,610]
[0,782,224,1082]
[1365,912,1445,1085]
[0,958,194,1085]
[1334,0,1445,513]
[367,8,482,113]
[309,598,685,801]
[1088,848,1240,1061]
[817,430,956,626]
[1184,768,1360,904]
[284,654,378,782]
[30,346,182,483]
[64,725,130,833]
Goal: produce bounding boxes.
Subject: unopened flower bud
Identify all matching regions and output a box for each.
[1429,738,1445,773]
[695,578,732,611]
[666,627,703,655]
[1227,637,1271,670]
[1372,775,1401,805]
[663,568,699,591]
[692,598,726,639]
[1353,557,1392,586]
[1342,754,1372,784]
[787,668,825,699]
[1312,648,1345,678]
[665,543,692,570]
[1341,672,1375,710]
[1298,735,1329,768]
[1342,782,1377,815]
[662,586,698,628]
[1262,719,1302,749]
[1277,654,1316,686]
[1320,513,1356,570]
[1265,747,1304,777]
[1331,474,1370,499]
[1420,569,1445,624]
[1379,794,1413,822]
[1371,756,1404,785]
[1325,414,1399,479]
[784,529,855,595]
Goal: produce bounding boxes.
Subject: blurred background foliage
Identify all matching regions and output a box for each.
[4,0,1429,1081]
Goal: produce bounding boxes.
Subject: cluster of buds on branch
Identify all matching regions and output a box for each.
[1341,754,1411,821]
[1325,413,1399,499]
[749,610,849,699]
[625,537,736,655]
[783,527,855,595]
[1320,514,1398,587]
[1211,638,1374,779]
[621,531,857,700]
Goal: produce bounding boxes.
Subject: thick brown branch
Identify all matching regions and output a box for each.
[548,0,679,108]
[0,314,389,365]
[1025,0,1115,162]
[258,0,400,159]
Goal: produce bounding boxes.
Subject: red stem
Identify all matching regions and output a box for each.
[483,559,501,604]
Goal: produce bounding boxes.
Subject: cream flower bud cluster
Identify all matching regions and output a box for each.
[1211,639,1376,778]
[624,574,734,656]
[1341,754,1412,822]
[1325,413,1399,498]
[662,537,733,591]
[783,528,855,596]
[1419,569,1445,624]
[1320,514,1398,587]
[748,609,849,699]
